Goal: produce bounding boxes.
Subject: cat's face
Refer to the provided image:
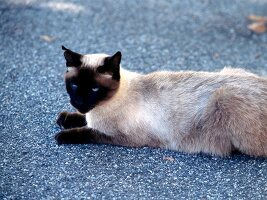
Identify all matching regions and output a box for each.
[62,46,121,113]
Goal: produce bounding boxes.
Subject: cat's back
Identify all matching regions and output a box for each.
[122,67,267,124]
[134,68,267,132]
[138,68,267,100]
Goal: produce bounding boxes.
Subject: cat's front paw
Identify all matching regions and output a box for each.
[56,111,69,129]
[56,112,87,129]
[55,131,64,145]
[55,128,91,145]
[55,130,70,145]
[55,129,82,145]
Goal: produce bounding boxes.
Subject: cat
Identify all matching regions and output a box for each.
[55,46,267,157]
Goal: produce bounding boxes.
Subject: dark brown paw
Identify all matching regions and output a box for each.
[55,131,65,145]
[55,128,92,145]
[55,130,77,145]
[56,112,87,129]
[55,130,79,145]
[56,112,68,129]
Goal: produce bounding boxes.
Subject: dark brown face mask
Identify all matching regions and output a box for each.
[62,46,122,113]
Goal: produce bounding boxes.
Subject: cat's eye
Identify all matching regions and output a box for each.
[92,87,99,92]
[70,83,78,91]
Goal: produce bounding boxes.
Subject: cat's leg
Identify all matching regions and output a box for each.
[203,86,267,157]
[181,127,234,157]
[55,127,129,146]
[57,111,87,129]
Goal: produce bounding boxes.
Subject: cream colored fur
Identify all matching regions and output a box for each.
[82,54,267,157]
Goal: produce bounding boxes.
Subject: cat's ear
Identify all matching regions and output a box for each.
[97,51,122,81]
[110,51,121,69]
[62,45,82,67]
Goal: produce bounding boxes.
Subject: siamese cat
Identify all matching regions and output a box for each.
[56,46,267,157]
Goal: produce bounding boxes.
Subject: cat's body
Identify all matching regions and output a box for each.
[56,46,267,157]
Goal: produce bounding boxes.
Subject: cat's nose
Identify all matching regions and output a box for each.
[73,97,83,106]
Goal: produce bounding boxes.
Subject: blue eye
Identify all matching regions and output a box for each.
[92,87,99,92]
[70,83,78,91]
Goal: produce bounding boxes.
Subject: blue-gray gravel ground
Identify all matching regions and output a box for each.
[1,0,267,199]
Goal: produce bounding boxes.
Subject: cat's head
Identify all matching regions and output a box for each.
[61,45,121,113]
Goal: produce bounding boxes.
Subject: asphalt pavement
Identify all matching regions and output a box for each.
[1,0,267,199]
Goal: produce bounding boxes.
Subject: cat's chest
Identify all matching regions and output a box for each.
[85,112,117,135]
